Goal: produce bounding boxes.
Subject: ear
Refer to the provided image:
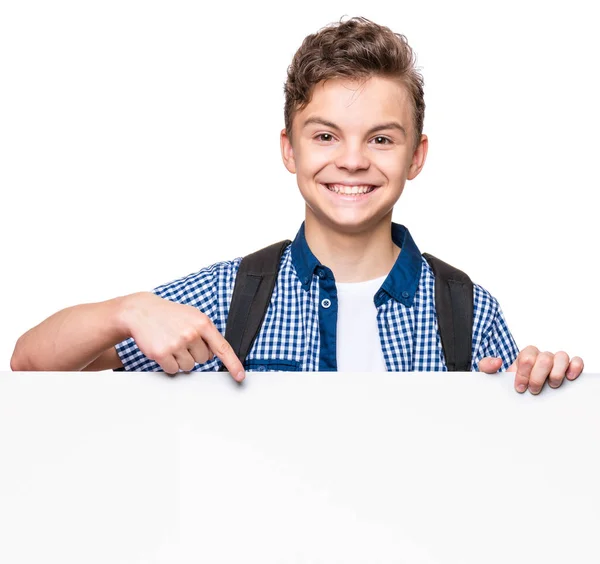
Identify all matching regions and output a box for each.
[407,134,428,180]
[280,128,296,174]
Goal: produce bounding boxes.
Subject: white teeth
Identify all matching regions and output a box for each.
[326,184,375,195]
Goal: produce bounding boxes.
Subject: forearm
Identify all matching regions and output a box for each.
[10,294,139,371]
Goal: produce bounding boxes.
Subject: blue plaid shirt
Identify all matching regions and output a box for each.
[116,223,519,372]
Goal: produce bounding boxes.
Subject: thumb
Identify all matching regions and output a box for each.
[478,356,503,374]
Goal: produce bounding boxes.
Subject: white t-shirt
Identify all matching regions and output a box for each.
[336,275,388,372]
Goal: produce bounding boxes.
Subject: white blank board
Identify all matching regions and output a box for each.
[1,370,598,563]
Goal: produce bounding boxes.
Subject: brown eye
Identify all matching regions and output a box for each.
[317,133,333,142]
[373,136,391,145]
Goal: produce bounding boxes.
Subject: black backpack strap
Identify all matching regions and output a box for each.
[422,253,474,372]
[218,240,291,371]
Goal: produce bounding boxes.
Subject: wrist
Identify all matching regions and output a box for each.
[113,292,151,340]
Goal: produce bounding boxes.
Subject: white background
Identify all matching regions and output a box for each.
[1,0,598,370]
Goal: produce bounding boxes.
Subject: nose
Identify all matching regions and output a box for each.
[334,141,370,172]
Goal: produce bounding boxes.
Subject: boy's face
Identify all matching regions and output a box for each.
[281,76,427,234]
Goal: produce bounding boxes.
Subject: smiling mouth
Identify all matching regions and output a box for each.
[322,183,379,195]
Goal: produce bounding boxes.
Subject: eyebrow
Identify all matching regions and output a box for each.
[302,117,407,138]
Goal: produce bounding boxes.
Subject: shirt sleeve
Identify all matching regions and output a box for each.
[114,258,241,372]
[470,284,519,371]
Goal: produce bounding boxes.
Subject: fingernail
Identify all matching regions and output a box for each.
[529,387,540,395]
[566,371,575,380]
[516,384,526,393]
[236,371,245,382]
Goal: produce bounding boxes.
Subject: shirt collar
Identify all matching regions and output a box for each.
[290,222,320,289]
[290,222,422,307]
[381,223,422,307]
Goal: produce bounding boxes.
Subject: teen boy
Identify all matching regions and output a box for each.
[11,17,584,394]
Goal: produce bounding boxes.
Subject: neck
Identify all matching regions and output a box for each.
[304,210,400,283]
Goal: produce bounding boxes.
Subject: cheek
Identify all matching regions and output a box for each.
[371,152,407,178]
[295,146,333,177]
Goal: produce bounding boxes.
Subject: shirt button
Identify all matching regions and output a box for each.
[321,298,331,309]
[402,291,410,299]
[257,365,266,372]
[303,277,309,285]
[317,269,326,279]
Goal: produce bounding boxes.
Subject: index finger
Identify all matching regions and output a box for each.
[201,324,246,382]
[514,345,539,393]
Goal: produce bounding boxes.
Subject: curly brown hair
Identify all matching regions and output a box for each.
[284,16,425,149]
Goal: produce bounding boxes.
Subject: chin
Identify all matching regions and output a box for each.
[310,208,389,235]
